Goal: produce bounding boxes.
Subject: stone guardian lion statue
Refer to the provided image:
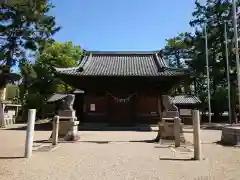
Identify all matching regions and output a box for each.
[60,94,75,111]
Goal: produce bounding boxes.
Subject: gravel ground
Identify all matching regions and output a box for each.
[0,124,240,180]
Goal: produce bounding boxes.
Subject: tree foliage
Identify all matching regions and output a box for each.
[0,0,60,88]
[36,41,83,93]
[19,41,83,117]
[163,0,240,115]
[163,32,191,68]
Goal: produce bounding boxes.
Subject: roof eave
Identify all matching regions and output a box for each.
[55,72,188,78]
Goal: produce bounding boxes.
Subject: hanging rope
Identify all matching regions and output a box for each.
[107,92,136,103]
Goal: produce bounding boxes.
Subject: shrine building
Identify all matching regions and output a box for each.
[55,51,192,125]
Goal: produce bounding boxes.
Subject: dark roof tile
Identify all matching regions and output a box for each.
[171,95,201,105]
[48,94,68,102]
[55,51,189,77]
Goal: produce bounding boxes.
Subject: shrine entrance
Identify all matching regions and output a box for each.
[108,92,136,125]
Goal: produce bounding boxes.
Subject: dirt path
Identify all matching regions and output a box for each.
[0,125,239,180]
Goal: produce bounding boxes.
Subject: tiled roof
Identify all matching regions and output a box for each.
[73,89,84,94]
[55,51,190,77]
[47,94,68,102]
[48,89,84,102]
[171,95,201,105]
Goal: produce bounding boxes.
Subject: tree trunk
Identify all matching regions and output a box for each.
[230,83,236,124]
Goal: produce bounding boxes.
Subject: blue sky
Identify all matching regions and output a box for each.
[12,1,198,72]
[50,0,198,51]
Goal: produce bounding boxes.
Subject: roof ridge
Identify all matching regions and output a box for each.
[54,51,191,77]
[54,66,80,71]
[81,52,93,71]
[79,53,90,67]
[86,50,160,55]
[173,94,198,97]
[153,53,164,72]
[54,52,89,72]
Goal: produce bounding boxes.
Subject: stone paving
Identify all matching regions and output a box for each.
[0,124,240,180]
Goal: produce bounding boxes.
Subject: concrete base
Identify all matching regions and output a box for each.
[50,119,80,142]
[58,121,72,137]
[221,125,240,146]
[62,120,79,141]
[64,131,80,141]
[159,122,185,142]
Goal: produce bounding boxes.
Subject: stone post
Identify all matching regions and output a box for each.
[174,117,181,147]
[24,109,36,158]
[192,110,202,160]
[71,117,78,141]
[52,116,59,146]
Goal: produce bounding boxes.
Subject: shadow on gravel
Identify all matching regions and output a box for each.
[0,156,24,160]
[34,140,51,143]
[79,126,154,132]
[200,142,217,145]
[215,140,240,147]
[4,123,53,131]
[154,145,174,148]
[5,123,154,132]
[34,139,158,144]
[159,157,195,161]
[80,141,110,144]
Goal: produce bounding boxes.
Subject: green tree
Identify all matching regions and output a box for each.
[163,32,191,68]
[189,0,240,115]
[19,41,83,118]
[19,60,37,106]
[163,0,240,116]
[36,41,83,92]
[0,0,60,88]
[0,65,20,89]
[163,33,194,94]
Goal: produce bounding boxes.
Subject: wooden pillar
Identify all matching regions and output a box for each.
[83,93,87,122]
[131,92,137,124]
[154,95,163,142]
[157,95,162,119]
[105,92,110,123]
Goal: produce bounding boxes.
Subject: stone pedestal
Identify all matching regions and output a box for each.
[51,110,80,142]
[221,125,240,146]
[58,110,76,118]
[64,121,80,141]
[58,121,72,137]
[159,122,185,142]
